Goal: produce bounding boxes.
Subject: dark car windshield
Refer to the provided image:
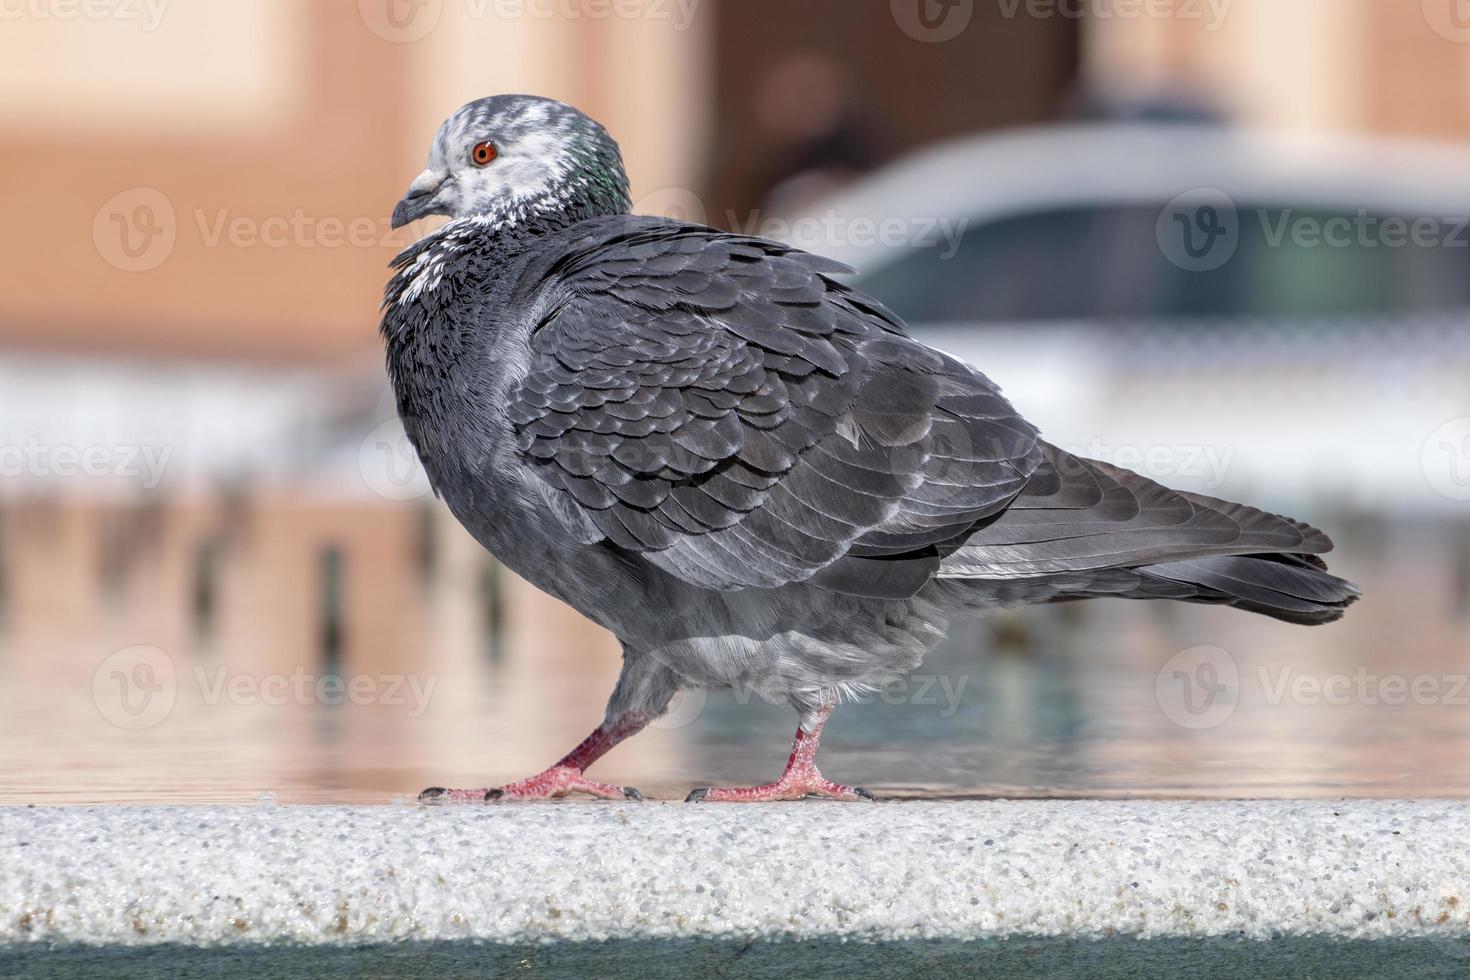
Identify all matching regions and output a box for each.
[855,204,1470,322]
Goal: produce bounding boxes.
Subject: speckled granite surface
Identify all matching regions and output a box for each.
[0,800,1466,951]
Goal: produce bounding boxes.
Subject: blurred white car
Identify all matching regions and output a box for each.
[781,124,1470,516]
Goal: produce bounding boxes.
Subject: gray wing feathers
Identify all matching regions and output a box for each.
[507,217,1040,593]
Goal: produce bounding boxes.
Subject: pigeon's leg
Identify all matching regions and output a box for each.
[419,651,677,803]
[687,700,873,803]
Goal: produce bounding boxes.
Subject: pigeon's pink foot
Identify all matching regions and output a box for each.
[418,766,642,803]
[418,771,641,803]
[685,702,875,803]
[490,765,642,801]
[687,777,872,803]
[497,767,641,801]
[418,711,651,804]
[417,786,491,804]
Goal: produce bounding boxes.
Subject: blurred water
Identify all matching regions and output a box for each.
[0,498,1465,804]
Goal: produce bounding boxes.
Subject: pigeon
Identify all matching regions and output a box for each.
[384,95,1360,803]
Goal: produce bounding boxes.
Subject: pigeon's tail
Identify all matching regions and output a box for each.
[937,445,1361,625]
[1122,553,1361,625]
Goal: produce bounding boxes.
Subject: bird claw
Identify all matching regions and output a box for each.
[418,767,643,803]
[484,776,642,801]
[685,780,875,802]
[418,786,487,804]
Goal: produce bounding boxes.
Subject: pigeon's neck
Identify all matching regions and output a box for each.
[385,175,627,310]
[466,167,631,244]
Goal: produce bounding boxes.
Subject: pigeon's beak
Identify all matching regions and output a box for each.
[391,170,450,229]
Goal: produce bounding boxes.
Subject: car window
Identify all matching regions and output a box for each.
[854,204,1470,322]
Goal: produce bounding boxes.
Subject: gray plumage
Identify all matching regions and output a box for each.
[383,95,1358,737]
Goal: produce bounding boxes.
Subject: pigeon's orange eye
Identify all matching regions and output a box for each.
[471,141,498,167]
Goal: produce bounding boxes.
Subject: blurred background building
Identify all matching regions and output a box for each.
[0,0,1467,802]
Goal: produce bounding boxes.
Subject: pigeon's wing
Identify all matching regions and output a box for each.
[507,218,1042,594]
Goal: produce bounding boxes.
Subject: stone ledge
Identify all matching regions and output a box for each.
[0,800,1466,948]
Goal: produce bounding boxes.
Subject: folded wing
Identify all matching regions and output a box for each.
[505,217,1042,594]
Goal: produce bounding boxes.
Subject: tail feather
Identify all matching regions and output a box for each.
[1136,553,1361,626]
[937,443,1361,625]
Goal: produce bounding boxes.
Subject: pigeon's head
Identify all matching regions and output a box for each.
[391,95,631,230]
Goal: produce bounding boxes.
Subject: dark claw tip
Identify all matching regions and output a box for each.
[685,788,709,803]
[622,786,644,801]
[854,787,877,801]
[484,788,504,802]
[418,787,447,803]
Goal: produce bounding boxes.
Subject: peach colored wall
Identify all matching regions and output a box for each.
[0,0,710,362]
[1084,0,1470,139]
